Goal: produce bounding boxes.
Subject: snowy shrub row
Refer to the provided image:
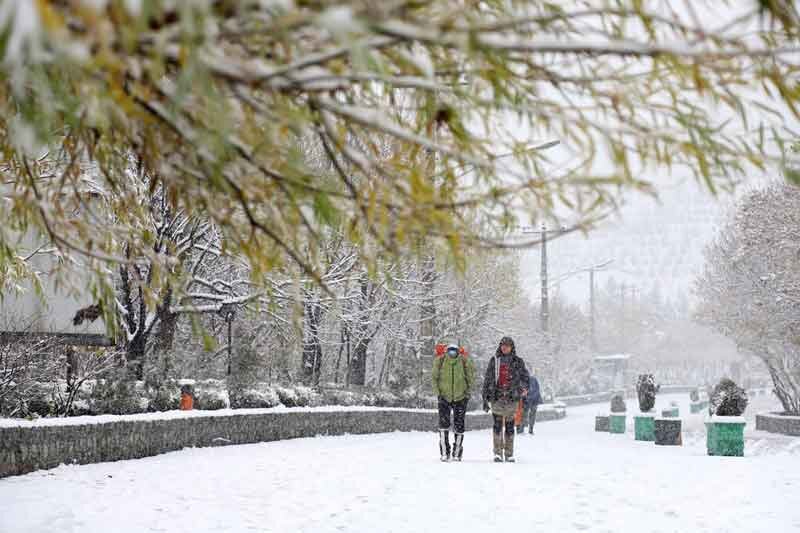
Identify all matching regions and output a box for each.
[2,379,440,419]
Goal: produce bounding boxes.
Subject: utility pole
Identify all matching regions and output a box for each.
[525,224,565,389]
[540,258,612,354]
[620,282,626,349]
[589,266,596,352]
[619,283,638,351]
[587,260,613,352]
[528,224,567,334]
[540,224,549,335]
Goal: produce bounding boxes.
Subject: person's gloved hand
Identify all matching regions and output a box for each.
[483,400,490,412]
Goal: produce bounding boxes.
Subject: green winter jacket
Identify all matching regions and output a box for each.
[432,354,476,403]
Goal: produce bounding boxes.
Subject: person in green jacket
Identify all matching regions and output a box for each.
[432,343,476,462]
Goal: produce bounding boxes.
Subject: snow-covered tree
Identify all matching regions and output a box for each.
[1,1,799,318]
[695,182,800,415]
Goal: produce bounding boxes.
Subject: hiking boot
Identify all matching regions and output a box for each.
[516,426,524,434]
[439,430,451,461]
[493,454,503,463]
[493,432,503,458]
[452,433,464,461]
[503,433,514,459]
[505,456,516,463]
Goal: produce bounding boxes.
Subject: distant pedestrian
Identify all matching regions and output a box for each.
[432,343,476,462]
[523,375,543,434]
[482,336,529,462]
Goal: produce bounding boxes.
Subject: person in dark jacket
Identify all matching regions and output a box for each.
[523,374,543,434]
[482,336,529,462]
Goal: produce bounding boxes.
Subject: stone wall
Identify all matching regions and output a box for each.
[0,406,565,478]
[755,412,800,436]
[556,386,701,408]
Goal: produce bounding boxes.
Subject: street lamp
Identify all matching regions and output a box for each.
[218,303,237,376]
[545,258,614,352]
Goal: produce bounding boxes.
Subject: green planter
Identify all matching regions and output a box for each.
[634,414,655,441]
[661,407,679,418]
[609,413,626,434]
[705,418,746,456]
[595,415,610,432]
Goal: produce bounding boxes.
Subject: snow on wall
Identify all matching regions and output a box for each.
[0,406,567,478]
[755,412,800,436]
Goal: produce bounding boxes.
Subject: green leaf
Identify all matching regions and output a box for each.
[313,192,340,227]
[785,166,800,187]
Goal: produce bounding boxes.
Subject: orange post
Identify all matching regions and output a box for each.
[180,392,193,410]
[179,384,194,410]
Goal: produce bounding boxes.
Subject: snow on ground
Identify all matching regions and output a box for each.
[1,394,798,533]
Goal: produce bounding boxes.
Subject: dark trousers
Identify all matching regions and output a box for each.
[493,413,515,436]
[438,397,467,433]
[527,404,539,431]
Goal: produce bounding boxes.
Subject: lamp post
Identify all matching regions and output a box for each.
[588,260,614,352]
[546,259,613,353]
[218,303,236,376]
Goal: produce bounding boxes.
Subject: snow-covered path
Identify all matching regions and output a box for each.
[2,394,799,533]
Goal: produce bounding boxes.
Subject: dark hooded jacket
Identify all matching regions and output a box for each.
[526,375,543,408]
[482,337,529,403]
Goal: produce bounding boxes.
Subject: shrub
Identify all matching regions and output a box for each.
[610,393,627,413]
[320,389,363,407]
[636,374,658,412]
[373,391,402,407]
[293,386,321,407]
[689,388,700,402]
[710,378,748,416]
[62,381,96,416]
[23,382,57,418]
[90,378,147,415]
[229,387,281,409]
[148,381,181,412]
[69,398,93,416]
[194,388,229,410]
[272,385,322,407]
[276,386,300,407]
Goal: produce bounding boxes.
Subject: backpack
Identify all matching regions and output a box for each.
[434,345,471,388]
[435,352,469,376]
